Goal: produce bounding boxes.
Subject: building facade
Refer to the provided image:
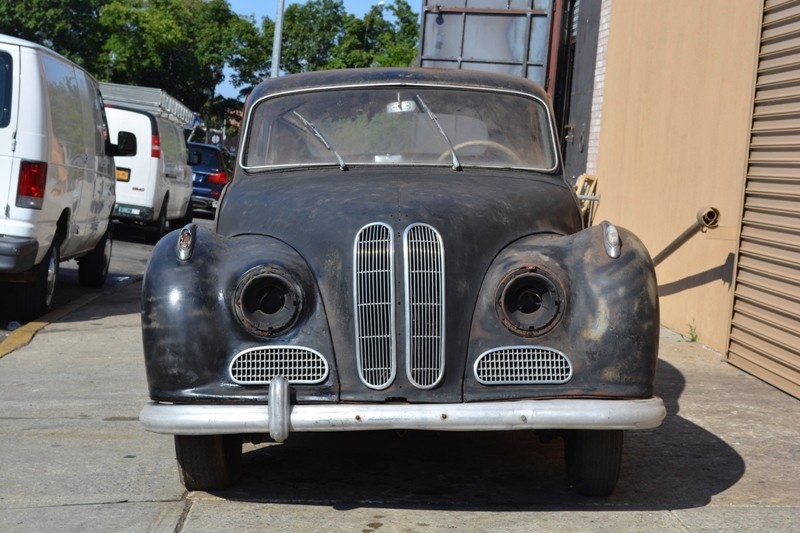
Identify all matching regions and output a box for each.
[590,0,798,398]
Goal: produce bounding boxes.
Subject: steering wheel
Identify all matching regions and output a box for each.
[437,139,522,165]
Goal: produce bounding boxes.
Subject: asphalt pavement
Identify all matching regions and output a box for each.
[0,260,798,532]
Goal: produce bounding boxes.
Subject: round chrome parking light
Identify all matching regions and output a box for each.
[233,265,304,337]
[496,266,564,337]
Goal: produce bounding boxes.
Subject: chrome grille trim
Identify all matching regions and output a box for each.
[403,223,445,389]
[474,346,573,385]
[353,222,397,389]
[229,346,329,385]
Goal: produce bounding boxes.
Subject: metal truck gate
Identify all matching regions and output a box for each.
[729,0,800,398]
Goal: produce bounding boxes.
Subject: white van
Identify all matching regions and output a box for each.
[102,86,193,240]
[0,34,135,322]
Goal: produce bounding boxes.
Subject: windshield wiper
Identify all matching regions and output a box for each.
[292,110,347,170]
[415,95,461,171]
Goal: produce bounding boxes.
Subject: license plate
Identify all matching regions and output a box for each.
[118,206,140,215]
[116,167,131,182]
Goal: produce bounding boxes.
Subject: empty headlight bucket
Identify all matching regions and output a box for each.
[233,265,304,337]
[496,266,565,337]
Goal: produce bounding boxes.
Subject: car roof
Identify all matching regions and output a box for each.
[248,68,550,103]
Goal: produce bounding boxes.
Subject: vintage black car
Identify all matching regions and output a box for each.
[139,68,665,496]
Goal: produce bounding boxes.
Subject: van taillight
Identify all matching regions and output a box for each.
[151,135,161,158]
[16,161,47,209]
[207,171,228,185]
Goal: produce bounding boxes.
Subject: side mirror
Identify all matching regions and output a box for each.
[109,131,137,157]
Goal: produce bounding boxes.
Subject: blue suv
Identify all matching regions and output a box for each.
[188,142,232,213]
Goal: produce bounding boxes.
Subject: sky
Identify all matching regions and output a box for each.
[218,0,391,97]
[228,0,384,21]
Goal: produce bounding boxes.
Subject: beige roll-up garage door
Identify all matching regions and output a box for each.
[729,0,800,399]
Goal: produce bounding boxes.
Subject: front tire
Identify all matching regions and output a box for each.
[174,435,242,491]
[564,429,623,497]
[78,223,113,288]
[12,237,60,321]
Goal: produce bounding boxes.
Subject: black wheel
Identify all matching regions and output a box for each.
[173,200,193,229]
[174,435,242,491]
[78,223,112,288]
[12,237,60,321]
[149,201,169,244]
[564,429,623,497]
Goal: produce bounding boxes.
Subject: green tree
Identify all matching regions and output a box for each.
[281,0,347,74]
[278,0,418,74]
[227,15,275,98]
[373,0,419,67]
[97,0,251,111]
[0,0,106,70]
[0,0,420,137]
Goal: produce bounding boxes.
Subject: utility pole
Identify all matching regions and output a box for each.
[271,0,285,78]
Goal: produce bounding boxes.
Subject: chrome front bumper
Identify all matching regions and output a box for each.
[140,377,666,442]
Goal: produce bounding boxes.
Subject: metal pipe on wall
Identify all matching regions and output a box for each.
[652,207,720,267]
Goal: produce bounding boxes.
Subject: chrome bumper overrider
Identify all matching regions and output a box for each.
[140,378,665,443]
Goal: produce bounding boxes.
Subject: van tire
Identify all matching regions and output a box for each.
[78,224,113,288]
[173,201,193,229]
[150,202,169,244]
[13,237,60,322]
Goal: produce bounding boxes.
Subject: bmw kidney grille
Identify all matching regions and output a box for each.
[354,222,445,390]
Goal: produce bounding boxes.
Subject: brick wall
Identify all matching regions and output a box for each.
[585,0,611,175]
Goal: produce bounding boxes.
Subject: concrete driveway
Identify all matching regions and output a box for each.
[0,271,798,531]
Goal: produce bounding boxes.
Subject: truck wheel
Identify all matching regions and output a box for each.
[13,237,60,321]
[173,201,193,229]
[149,202,169,244]
[564,429,623,497]
[174,435,242,491]
[78,224,113,288]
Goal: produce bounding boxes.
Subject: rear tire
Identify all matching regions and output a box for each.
[149,201,169,244]
[174,435,242,491]
[173,200,193,229]
[78,223,113,288]
[564,429,623,497]
[12,237,60,322]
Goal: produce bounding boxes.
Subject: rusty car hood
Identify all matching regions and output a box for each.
[217,167,581,272]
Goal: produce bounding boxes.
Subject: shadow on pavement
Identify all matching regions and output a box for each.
[212,359,745,510]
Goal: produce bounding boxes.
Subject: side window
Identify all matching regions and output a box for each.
[95,90,111,155]
[161,123,179,161]
[0,51,11,128]
[40,54,85,163]
[74,71,99,160]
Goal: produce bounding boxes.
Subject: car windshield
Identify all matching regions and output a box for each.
[242,85,557,171]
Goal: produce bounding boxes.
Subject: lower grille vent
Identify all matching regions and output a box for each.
[230,346,328,385]
[474,346,572,385]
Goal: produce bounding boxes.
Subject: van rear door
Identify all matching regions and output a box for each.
[106,107,156,215]
[0,42,20,231]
